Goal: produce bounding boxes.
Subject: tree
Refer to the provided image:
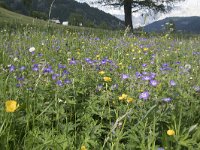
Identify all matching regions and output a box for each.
[68,12,84,26]
[96,0,185,30]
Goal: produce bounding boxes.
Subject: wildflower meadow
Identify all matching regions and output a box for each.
[0,24,200,150]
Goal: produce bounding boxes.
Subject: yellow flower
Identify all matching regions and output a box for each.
[99,71,105,75]
[121,94,128,99]
[5,100,19,112]
[167,129,175,136]
[81,145,87,150]
[119,96,124,100]
[103,77,112,82]
[127,97,134,103]
[119,94,128,101]
[143,47,148,51]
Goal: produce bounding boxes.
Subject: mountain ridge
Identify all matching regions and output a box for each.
[143,16,200,33]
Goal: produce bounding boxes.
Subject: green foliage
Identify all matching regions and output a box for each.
[30,11,48,20]
[68,12,84,26]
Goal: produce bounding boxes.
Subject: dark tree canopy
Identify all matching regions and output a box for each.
[96,0,185,30]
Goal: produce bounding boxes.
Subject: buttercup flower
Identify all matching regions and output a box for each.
[119,94,128,100]
[81,145,87,150]
[103,77,112,82]
[5,100,19,112]
[127,97,134,103]
[99,71,105,75]
[167,129,175,136]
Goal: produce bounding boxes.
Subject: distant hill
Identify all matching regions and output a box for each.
[0,6,47,25]
[0,0,124,29]
[143,16,200,33]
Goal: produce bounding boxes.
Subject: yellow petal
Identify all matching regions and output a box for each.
[5,100,18,112]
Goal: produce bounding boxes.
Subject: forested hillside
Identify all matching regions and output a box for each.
[0,0,124,29]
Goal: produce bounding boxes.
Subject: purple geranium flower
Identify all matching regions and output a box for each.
[9,65,15,72]
[150,72,156,79]
[43,66,53,74]
[64,79,71,84]
[142,76,151,81]
[111,84,118,90]
[52,74,60,80]
[162,97,172,102]
[96,84,103,92]
[139,91,149,100]
[142,63,147,67]
[150,80,158,87]
[32,64,39,71]
[122,74,129,80]
[20,66,26,71]
[56,80,63,86]
[58,64,66,69]
[170,80,176,86]
[135,72,142,78]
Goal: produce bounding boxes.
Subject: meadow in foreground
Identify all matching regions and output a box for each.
[0,25,200,150]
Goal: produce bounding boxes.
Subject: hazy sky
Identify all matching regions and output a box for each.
[76,0,200,16]
[76,0,200,27]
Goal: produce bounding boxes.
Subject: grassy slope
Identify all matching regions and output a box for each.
[0,7,48,25]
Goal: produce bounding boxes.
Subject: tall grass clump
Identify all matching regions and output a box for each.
[0,24,200,150]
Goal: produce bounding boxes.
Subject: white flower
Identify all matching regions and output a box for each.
[29,47,35,52]
[185,64,191,71]
[14,57,18,62]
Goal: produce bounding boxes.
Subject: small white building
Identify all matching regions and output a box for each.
[62,21,69,26]
[50,19,60,24]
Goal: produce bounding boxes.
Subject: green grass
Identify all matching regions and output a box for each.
[0,7,48,25]
[0,7,200,150]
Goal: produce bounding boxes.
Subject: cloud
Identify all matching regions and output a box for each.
[76,0,200,27]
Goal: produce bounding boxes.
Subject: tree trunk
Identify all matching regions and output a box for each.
[124,0,133,30]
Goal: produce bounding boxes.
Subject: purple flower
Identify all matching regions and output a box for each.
[9,65,15,72]
[64,79,71,84]
[162,63,169,67]
[170,80,176,86]
[62,70,70,76]
[69,58,77,65]
[96,84,103,91]
[101,59,107,65]
[20,66,26,71]
[85,58,94,64]
[162,97,172,102]
[121,74,129,80]
[43,66,53,74]
[193,86,200,92]
[142,63,147,67]
[56,80,63,86]
[135,72,142,78]
[16,83,22,87]
[139,91,149,100]
[111,84,118,90]
[142,72,148,75]
[52,74,59,80]
[32,64,39,71]
[157,148,164,150]
[150,80,158,87]
[58,64,66,69]
[150,72,156,79]
[38,53,43,57]
[142,76,151,81]
[17,77,24,81]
